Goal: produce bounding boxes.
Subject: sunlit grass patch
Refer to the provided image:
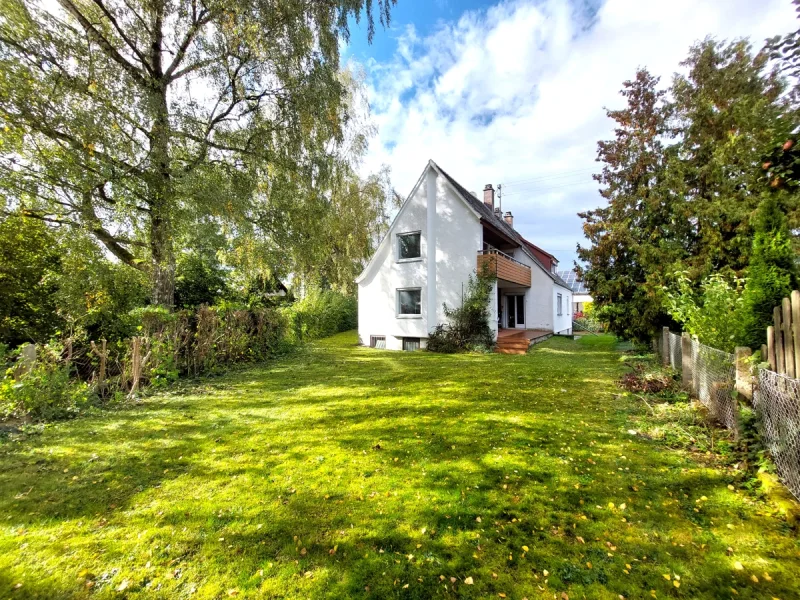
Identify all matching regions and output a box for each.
[1,332,799,599]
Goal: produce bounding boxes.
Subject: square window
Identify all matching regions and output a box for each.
[370,336,386,349]
[398,232,421,260]
[397,288,421,315]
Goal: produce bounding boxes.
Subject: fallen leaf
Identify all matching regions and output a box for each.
[464,577,474,585]
[117,580,130,592]
[734,562,744,571]
[751,575,759,583]
[673,581,680,588]
[522,545,529,552]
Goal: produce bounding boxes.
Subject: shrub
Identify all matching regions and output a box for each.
[427,266,496,353]
[281,289,357,342]
[665,271,745,353]
[0,343,98,421]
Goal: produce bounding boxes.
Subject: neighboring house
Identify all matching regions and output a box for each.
[557,270,593,316]
[356,160,573,351]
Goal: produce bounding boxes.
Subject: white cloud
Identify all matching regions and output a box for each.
[358,0,797,267]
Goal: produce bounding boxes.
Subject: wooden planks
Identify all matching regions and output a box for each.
[766,290,800,376]
[477,252,531,287]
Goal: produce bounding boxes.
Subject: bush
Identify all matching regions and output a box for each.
[281,289,357,342]
[0,343,98,421]
[665,271,745,353]
[427,267,496,353]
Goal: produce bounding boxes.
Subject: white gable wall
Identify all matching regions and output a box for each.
[434,178,483,326]
[357,166,481,350]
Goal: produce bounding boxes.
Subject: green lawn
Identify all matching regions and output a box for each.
[1,333,799,599]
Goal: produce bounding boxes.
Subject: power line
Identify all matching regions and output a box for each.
[502,179,596,197]
[502,167,596,186]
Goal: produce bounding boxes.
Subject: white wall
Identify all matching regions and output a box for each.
[553,285,573,334]
[357,166,481,350]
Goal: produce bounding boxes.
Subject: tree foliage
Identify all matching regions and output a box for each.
[579,38,799,342]
[0,0,395,306]
[665,272,745,353]
[577,69,675,342]
[739,195,799,348]
[0,211,62,345]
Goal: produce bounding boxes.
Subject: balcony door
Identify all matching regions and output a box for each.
[506,295,525,329]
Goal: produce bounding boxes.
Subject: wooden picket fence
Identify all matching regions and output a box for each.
[764,290,800,377]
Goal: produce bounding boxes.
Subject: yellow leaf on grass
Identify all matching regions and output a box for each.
[662,574,671,580]
[576,537,585,544]
[464,577,474,585]
[522,546,529,552]
[763,572,773,582]
[751,575,759,583]
[673,581,680,588]
[586,562,592,569]
[734,562,744,571]
[543,570,549,577]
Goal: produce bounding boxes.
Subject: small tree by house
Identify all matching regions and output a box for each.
[427,266,496,353]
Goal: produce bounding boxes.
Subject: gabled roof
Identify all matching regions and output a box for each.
[557,270,589,294]
[431,161,571,290]
[356,159,572,291]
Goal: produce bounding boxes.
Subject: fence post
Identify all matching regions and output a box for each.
[735,347,753,403]
[783,297,795,378]
[13,343,37,378]
[681,333,692,388]
[130,336,141,396]
[767,326,776,371]
[774,306,785,374]
[662,326,669,367]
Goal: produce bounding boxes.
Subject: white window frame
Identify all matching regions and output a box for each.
[557,293,563,316]
[396,231,422,262]
[396,287,422,318]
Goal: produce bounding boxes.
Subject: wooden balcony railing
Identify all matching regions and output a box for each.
[477,248,531,287]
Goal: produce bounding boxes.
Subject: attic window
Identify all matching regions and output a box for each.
[398,232,421,260]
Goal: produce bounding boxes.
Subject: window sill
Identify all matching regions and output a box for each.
[396,314,423,319]
[397,258,423,264]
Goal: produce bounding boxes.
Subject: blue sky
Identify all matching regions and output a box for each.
[344,0,797,268]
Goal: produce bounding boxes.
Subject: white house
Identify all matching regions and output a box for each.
[557,270,593,316]
[356,160,573,352]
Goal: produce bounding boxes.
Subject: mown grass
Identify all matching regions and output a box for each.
[1,332,799,599]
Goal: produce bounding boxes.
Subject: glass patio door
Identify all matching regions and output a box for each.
[506,295,525,329]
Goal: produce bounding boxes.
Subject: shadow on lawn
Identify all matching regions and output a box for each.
[2,335,799,599]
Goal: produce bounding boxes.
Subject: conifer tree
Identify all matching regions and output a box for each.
[739,195,799,348]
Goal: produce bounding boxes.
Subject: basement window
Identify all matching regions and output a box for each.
[370,336,386,349]
[402,337,421,352]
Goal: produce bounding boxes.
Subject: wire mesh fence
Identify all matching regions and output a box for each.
[755,369,800,500]
[653,328,800,501]
[688,339,738,434]
[668,332,682,371]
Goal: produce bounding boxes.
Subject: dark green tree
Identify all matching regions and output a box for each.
[577,69,678,342]
[739,195,799,348]
[669,38,795,278]
[0,212,62,345]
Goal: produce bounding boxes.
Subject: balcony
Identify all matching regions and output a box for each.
[477,248,531,287]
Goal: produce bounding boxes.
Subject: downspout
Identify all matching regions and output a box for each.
[426,166,437,332]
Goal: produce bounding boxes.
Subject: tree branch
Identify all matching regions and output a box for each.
[57,0,150,88]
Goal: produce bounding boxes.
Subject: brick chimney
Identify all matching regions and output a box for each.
[504,211,513,227]
[483,184,494,210]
